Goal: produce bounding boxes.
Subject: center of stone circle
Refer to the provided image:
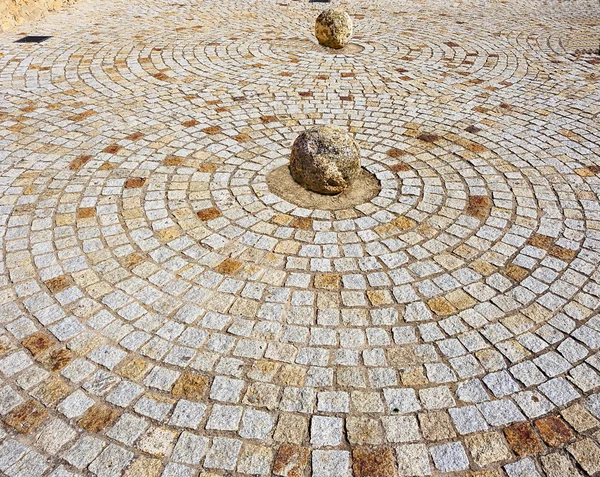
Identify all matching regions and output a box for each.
[315,7,354,49]
[267,165,381,211]
[289,125,361,195]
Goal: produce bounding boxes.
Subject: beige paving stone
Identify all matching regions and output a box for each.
[274,414,308,444]
[540,453,583,477]
[123,456,162,477]
[346,417,384,445]
[561,404,600,433]
[419,411,456,441]
[465,432,512,467]
[567,438,600,475]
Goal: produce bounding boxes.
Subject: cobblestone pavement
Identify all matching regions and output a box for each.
[1,0,600,475]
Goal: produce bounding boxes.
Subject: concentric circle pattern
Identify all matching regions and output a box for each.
[1,0,600,476]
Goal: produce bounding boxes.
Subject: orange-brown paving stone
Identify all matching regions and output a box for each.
[125,132,144,140]
[390,162,410,172]
[45,348,75,371]
[118,358,150,381]
[367,290,392,306]
[575,167,595,177]
[31,376,71,406]
[102,144,121,154]
[77,207,95,219]
[587,165,600,174]
[197,207,222,221]
[290,217,313,229]
[163,156,184,166]
[99,162,114,170]
[234,133,251,142]
[125,177,146,189]
[392,216,416,230]
[466,204,488,219]
[202,125,222,135]
[182,119,199,128]
[535,416,575,447]
[549,245,577,261]
[3,400,48,434]
[123,253,145,268]
[69,110,96,121]
[417,133,440,143]
[156,226,180,242]
[273,214,293,226]
[428,297,457,316]
[172,372,210,400]
[69,155,92,171]
[504,422,545,456]
[21,332,56,356]
[45,275,70,293]
[78,404,120,432]
[273,444,310,477]
[465,142,488,153]
[465,125,481,134]
[197,163,218,173]
[386,148,406,158]
[261,115,278,123]
[352,447,396,477]
[504,263,529,282]
[0,337,14,357]
[527,233,554,250]
[215,258,243,275]
[314,273,340,290]
[469,195,490,207]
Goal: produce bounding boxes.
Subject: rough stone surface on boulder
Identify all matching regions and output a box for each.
[290,125,361,195]
[315,7,353,49]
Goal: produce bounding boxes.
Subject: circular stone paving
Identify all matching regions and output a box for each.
[1,0,600,476]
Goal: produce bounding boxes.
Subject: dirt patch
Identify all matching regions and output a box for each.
[266,165,380,210]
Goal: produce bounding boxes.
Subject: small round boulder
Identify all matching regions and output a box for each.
[290,125,361,195]
[315,8,353,49]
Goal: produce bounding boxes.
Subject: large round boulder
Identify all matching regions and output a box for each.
[315,8,353,49]
[290,125,361,195]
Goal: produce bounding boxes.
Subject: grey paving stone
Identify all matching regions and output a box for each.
[430,442,469,472]
[312,450,350,477]
[504,458,542,477]
[88,444,133,477]
[203,437,242,471]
